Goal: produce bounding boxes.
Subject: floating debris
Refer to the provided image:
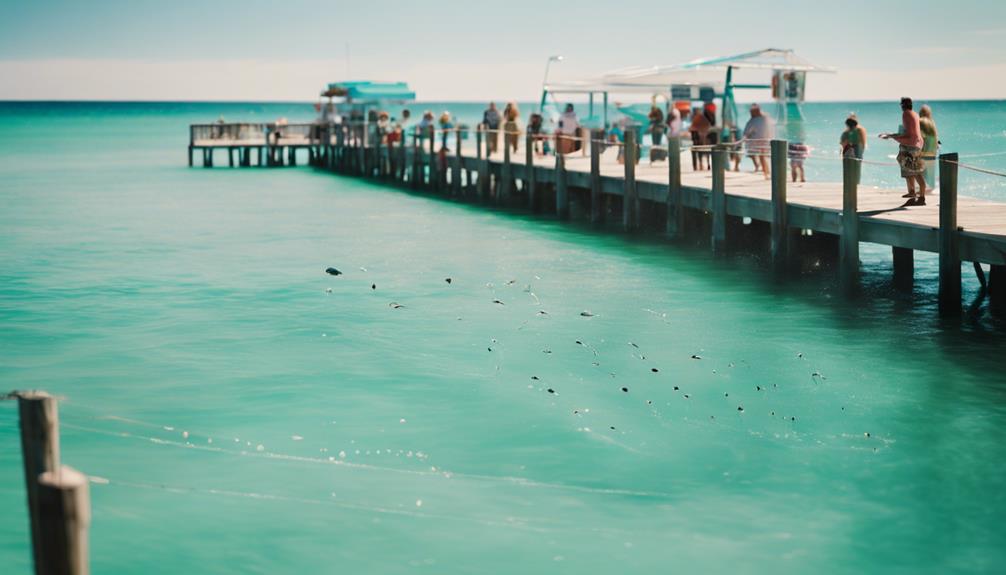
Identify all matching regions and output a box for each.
[621,387,629,393]
[389,302,404,309]
[650,368,659,373]
[580,311,595,317]
[537,310,549,316]
[493,299,505,305]
[691,354,702,360]
[547,388,555,394]
[628,342,639,349]
[371,283,376,290]
[325,287,332,293]
[531,376,539,380]
[325,267,342,276]
[445,278,452,284]
[292,435,303,441]
[737,406,744,412]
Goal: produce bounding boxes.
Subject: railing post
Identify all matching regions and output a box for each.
[37,466,90,575]
[428,126,437,191]
[477,125,488,200]
[555,151,569,219]
[18,391,60,575]
[711,145,728,252]
[453,129,462,196]
[590,129,603,224]
[623,128,638,231]
[770,139,789,270]
[501,134,512,203]
[939,152,961,316]
[526,131,536,210]
[666,136,683,238]
[840,157,861,293]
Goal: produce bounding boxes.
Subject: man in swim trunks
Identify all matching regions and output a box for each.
[881,97,926,205]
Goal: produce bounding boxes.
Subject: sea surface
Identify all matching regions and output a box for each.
[2,101,1006,574]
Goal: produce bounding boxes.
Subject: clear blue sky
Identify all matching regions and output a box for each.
[2,0,1004,101]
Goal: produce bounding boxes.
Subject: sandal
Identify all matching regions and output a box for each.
[902,192,915,198]
[915,196,926,206]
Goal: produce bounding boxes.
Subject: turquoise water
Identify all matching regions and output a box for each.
[2,102,1006,574]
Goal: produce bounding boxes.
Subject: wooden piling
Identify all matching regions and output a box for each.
[228,147,234,168]
[840,157,860,293]
[526,131,536,210]
[590,129,603,224]
[453,129,462,196]
[555,151,569,219]
[711,145,727,252]
[18,391,61,574]
[36,466,90,575]
[893,247,914,290]
[187,126,194,167]
[938,153,961,315]
[427,127,437,191]
[990,265,1006,314]
[770,140,789,270]
[476,125,488,200]
[623,128,637,231]
[666,136,683,238]
[501,137,512,203]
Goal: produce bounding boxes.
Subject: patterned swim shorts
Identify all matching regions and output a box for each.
[897,145,924,178]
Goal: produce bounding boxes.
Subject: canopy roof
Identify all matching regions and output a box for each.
[322,81,416,102]
[546,49,834,94]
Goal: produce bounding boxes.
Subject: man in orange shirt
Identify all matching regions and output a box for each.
[881,97,927,205]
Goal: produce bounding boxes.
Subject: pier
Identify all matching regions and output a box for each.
[189,122,1006,316]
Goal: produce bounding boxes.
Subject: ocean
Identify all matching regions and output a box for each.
[1,101,1006,574]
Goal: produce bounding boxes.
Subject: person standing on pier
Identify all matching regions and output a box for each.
[689,108,711,171]
[648,105,666,163]
[880,97,926,205]
[557,103,580,155]
[743,104,773,179]
[503,102,521,155]
[483,103,501,155]
[919,104,939,193]
[840,113,867,185]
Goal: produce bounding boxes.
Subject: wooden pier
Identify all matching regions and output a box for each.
[189,122,1006,316]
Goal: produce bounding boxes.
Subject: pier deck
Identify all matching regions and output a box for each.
[189,123,1006,313]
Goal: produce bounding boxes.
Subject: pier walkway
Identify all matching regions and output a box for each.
[189,123,1006,315]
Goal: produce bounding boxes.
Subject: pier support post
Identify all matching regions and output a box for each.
[228,147,234,168]
[501,135,512,203]
[590,129,603,224]
[411,128,421,189]
[892,247,914,290]
[453,129,462,196]
[428,127,437,191]
[477,126,488,201]
[711,145,728,252]
[840,157,860,294]
[187,146,193,168]
[770,140,789,270]
[938,153,961,316]
[990,265,1006,315]
[556,151,569,219]
[374,127,382,178]
[36,466,91,575]
[526,131,536,210]
[623,127,638,231]
[666,136,683,238]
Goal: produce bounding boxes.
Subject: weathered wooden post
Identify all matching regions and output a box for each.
[990,265,1006,314]
[555,150,569,219]
[36,466,91,575]
[892,248,914,290]
[18,391,60,573]
[938,153,961,315]
[840,156,860,293]
[453,128,462,196]
[526,131,536,210]
[590,129,603,224]
[500,136,512,203]
[711,145,728,252]
[666,136,683,238]
[623,127,638,231]
[335,125,345,172]
[477,125,489,200]
[770,140,789,270]
[187,126,194,167]
[428,126,437,191]
[411,127,421,189]
[374,125,383,178]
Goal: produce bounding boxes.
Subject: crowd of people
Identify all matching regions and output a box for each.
[318,96,940,202]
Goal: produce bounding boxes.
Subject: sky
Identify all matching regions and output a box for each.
[1,0,1005,102]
